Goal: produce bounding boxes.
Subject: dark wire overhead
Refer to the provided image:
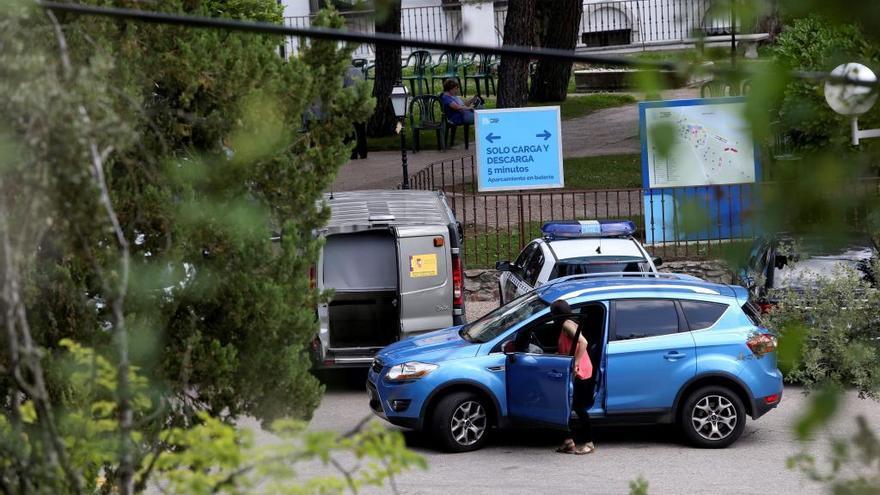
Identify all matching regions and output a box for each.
[37,1,880,88]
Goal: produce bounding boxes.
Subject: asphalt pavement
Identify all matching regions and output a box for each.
[281,376,880,495]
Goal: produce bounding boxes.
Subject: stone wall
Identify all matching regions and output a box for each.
[464,269,501,301]
[658,260,735,284]
[464,259,735,301]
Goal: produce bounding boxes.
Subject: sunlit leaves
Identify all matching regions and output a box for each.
[794,384,841,441]
[151,413,426,495]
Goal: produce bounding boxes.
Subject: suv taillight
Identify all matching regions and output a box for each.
[747,333,777,357]
[452,254,463,309]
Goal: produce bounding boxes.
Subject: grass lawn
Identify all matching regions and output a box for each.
[367,93,636,152]
[463,221,544,268]
[564,153,642,190]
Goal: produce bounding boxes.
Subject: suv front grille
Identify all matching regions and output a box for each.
[371,358,384,374]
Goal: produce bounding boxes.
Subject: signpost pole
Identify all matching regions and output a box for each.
[400,119,410,189]
[517,192,526,252]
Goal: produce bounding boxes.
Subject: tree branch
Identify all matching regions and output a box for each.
[329,456,359,494]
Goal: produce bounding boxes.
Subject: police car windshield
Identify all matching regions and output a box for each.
[553,256,649,278]
[461,292,548,343]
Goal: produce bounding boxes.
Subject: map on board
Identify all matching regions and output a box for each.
[643,100,756,188]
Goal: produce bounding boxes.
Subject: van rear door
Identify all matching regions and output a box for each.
[395,226,453,335]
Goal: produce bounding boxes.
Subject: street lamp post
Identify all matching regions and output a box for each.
[390,82,411,189]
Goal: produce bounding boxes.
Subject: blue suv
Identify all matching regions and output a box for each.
[367,274,783,452]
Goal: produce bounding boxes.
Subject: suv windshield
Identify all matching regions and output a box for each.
[552,256,649,279]
[461,292,548,343]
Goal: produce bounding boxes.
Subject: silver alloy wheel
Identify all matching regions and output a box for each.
[450,400,487,446]
[691,395,737,441]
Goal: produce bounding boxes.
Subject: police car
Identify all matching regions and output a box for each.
[496,220,661,304]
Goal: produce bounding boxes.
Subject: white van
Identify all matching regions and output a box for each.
[312,190,465,368]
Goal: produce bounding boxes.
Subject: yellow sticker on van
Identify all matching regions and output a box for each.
[410,254,438,278]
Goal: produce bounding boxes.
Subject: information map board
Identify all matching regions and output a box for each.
[639,97,760,244]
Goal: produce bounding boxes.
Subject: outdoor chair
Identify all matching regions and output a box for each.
[445,119,470,151]
[402,50,433,95]
[464,53,497,97]
[430,51,468,94]
[408,95,446,152]
[700,80,731,98]
[352,58,371,80]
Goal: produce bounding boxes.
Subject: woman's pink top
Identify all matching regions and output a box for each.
[558,327,593,380]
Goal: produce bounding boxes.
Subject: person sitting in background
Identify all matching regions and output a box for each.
[344,62,368,159]
[440,79,482,125]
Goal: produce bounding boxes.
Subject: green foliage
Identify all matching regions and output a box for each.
[629,476,650,495]
[0,1,417,493]
[151,413,425,494]
[773,16,880,151]
[1,340,424,494]
[9,0,371,425]
[789,388,880,495]
[764,262,880,398]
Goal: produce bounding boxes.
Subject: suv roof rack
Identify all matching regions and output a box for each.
[544,272,702,287]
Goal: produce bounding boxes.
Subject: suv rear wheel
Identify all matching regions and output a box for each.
[431,391,490,452]
[680,386,746,448]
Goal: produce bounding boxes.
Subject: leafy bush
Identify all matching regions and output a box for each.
[773,16,880,151]
[764,261,880,398]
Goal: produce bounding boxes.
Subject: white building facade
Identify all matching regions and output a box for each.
[280,0,744,59]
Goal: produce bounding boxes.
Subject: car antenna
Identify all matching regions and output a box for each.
[596,238,602,254]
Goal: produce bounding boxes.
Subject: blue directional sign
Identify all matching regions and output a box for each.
[474,106,564,192]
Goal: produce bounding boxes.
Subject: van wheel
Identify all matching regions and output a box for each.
[679,386,746,448]
[431,391,490,452]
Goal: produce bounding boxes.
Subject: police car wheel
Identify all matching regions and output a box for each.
[431,391,490,452]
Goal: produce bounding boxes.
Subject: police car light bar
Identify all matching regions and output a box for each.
[541,220,636,239]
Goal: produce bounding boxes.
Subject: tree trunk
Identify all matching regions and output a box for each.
[529,0,582,102]
[756,0,782,42]
[367,1,403,137]
[496,0,537,108]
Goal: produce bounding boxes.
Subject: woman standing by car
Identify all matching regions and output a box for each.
[552,299,596,455]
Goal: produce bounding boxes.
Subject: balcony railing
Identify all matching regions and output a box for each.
[284,4,463,58]
[494,0,754,51]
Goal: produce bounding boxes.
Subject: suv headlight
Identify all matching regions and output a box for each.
[385,362,438,381]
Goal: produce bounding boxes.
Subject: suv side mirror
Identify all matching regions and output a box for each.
[496,260,513,272]
[502,340,516,355]
[774,254,788,269]
[652,256,663,267]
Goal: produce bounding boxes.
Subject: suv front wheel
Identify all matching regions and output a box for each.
[680,386,746,448]
[431,391,490,452]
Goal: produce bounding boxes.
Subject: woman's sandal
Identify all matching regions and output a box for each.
[573,443,596,455]
[555,440,576,454]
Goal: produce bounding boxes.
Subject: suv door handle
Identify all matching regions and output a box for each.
[547,370,564,379]
[663,351,686,361]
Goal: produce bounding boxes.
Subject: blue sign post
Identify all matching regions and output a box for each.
[474,106,564,192]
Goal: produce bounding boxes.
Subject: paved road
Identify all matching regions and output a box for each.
[292,379,879,495]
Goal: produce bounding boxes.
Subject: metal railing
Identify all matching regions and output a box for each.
[408,155,880,268]
[284,4,463,59]
[494,0,755,51]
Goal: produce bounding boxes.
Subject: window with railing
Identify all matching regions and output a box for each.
[582,29,632,47]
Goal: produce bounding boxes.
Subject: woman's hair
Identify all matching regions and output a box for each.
[550,299,571,316]
[443,79,460,92]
